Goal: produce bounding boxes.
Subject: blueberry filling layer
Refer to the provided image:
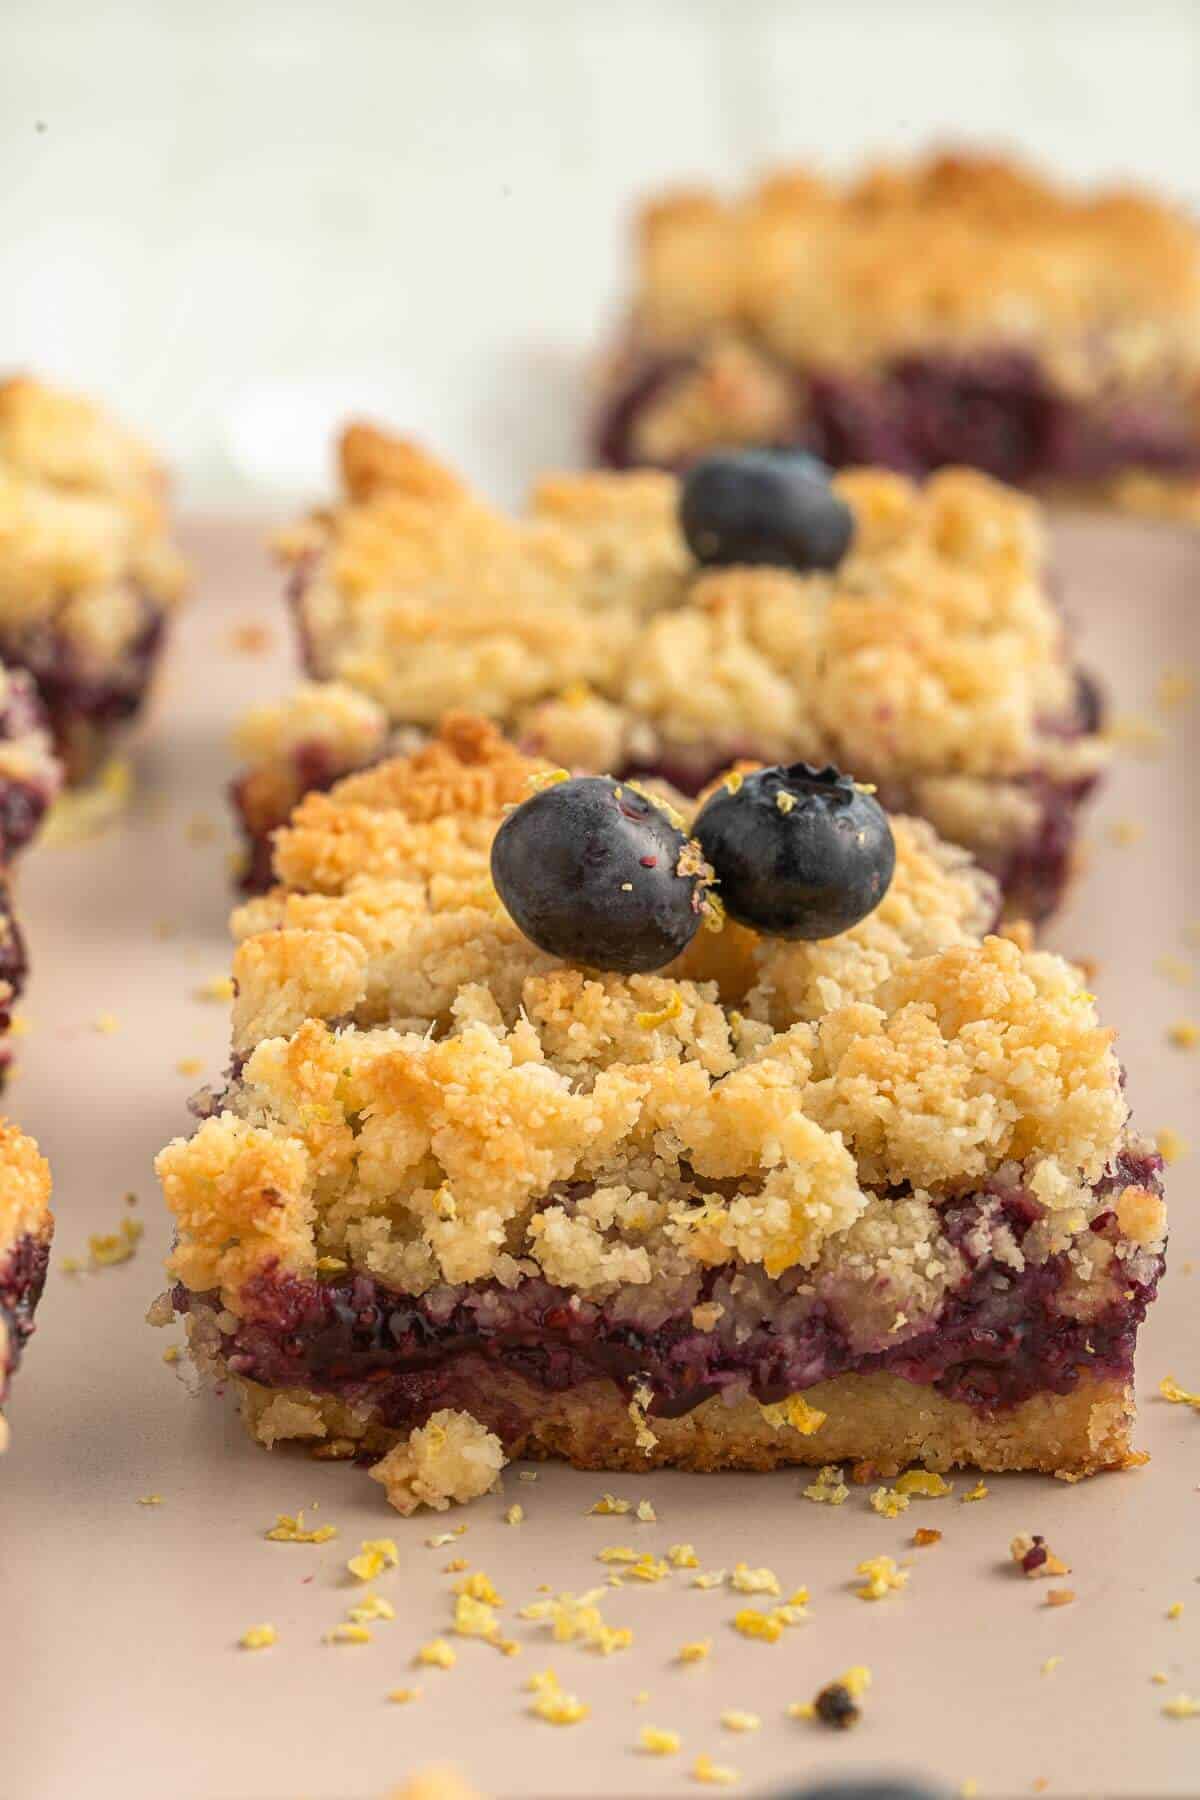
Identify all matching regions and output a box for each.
[174,1153,1163,1435]
[597,344,1200,484]
[230,740,362,895]
[0,669,57,860]
[0,1231,51,1395]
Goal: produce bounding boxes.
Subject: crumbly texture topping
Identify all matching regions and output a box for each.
[368,1409,506,1516]
[272,426,1103,789]
[0,1120,53,1255]
[626,151,1200,383]
[0,377,187,627]
[159,718,1148,1340]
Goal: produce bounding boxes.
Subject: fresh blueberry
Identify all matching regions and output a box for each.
[491,776,711,973]
[692,763,894,939]
[680,448,855,572]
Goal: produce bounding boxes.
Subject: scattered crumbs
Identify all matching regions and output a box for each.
[786,1701,816,1722]
[588,1493,631,1516]
[229,622,274,655]
[810,1666,872,1731]
[626,1554,670,1585]
[961,1480,989,1503]
[758,1394,827,1436]
[326,1623,372,1646]
[1168,1602,1185,1620]
[1105,818,1144,848]
[518,1470,538,1483]
[1163,1695,1200,1720]
[239,1624,277,1651]
[678,1640,713,1665]
[457,1571,503,1606]
[731,1609,783,1644]
[720,1711,760,1734]
[636,1499,657,1523]
[692,1753,740,1786]
[803,1464,849,1505]
[162,1346,182,1365]
[895,1469,952,1498]
[387,1686,421,1704]
[88,1217,143,1268]
[175,1057,205,1077]
[416,1639,456,1669]
[529,1671,590,1726]
[348,1538,399,1582]
[1107,713,1165,756]
[193,975,235,1003]
[1167,1020,1200,1050]
[640,1726,682,1756]
[60,1256,82,1275]
[1152,1672,1170,1686]
[913,1528,942,1548]
[692,1570,727,1590]
[348,1593,395,1625]
[1157,1128,1191,1165]
[870,1486,910,1519]
[1010,1534,1071,1580]
[443,1557,469,1574]
[186,813,218,845]
[1160,1375,1200,1411]
[520,1588,633,1655]
[9,1014,29,1038]
[92,1011,120,1036]
[505,1505,524,1526]
[855,1555,908,1601]
[1045,1590,1075,1608]
[1157,668,1195,713]
[729,1564,781,1597]
[1041,1657,1063,1676]
[667,1544,699,1569]
[136,1494,164,1507]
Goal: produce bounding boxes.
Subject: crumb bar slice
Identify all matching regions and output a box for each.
[236,426,1107,925]
[0,376,187,783]
[0,1122,53,1451]
[594,149,1200,516]
[161,718,1163,1492]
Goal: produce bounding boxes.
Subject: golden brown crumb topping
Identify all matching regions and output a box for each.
[0,376,187,624]
[0,1119,53,1253]
[627,150,1200,380]
[159,719,1148,1332]
[275,430,1103,789]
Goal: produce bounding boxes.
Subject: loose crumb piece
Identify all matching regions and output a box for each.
[960,1782,979,1799]
[348,1538,399,1582]
[327,1623,372,1645]
[678,1640,713,1665]
[92,1012,120,1035]
[692,1570,727,1590]
[528,1670,590,1726]
[175,1057,205,1077]
[416,1638,457,1669]
[855,1555,909,1601]
[1152,1672,1169,1686]
[640,1726,682,1756]
[896,1469,953,1498]
[239,1624,277,1651]
[162,1345,181,1364]
[692,1753,739,1786]
[349,1594,395,1625]
[1160,1375,1200,1411]
[588,1494,631,1516]
[961,1481,989,1503]
[870,1486,911,1518]
[1167,1602,1184,1620]
[729,1564,781,1597]
[229,622,274,655]
[720,1711,761,1733]
[426,1529,467,1548]
[813,1678,865,1730]
[1163,1695,1200,1719]
[913,1528,943,1548]
[668,1544,699,1569]
[1010,1534,1071,1579]
[1106,819,1144,848]
[1041,1657,1063,1676]
[636,1499,657,1522]
[370,1411,506,1516]
[266,1510,337,1544]
[1045,1589,1075,1608]
[1157,1128,1191,1164]
[388,1686,422,1704]
[634,1691,650,1706]
[732,1609,782,1644]
[1157,669,1195,713]
[518,1469,538,1483]
[505,1505,524,1526]
[804,1465,849,1506]
[88,1217,143,1268]
[1167,1020,1200,1050]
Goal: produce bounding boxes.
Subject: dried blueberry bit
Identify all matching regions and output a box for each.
[490,775,711,973]
[680,448,855,572]
[693,762,895,940]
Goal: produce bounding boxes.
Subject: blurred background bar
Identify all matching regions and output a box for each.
[2,0,1197,503]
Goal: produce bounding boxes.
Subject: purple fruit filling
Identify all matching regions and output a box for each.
[0,668,58,860]
[0,591,168,784]
[174,1152,1163,1436]
[597,344,1200,485]
[231,738,363,896]
[0,1230,51,1395]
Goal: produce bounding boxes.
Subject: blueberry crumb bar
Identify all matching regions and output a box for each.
[0,1121,53,1451]
[0,376,188,783]
[593,150,1200,514]
[238,425,1107,925]
[161,716,1164,1494]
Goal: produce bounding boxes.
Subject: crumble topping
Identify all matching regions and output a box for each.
[368,1410,506,1516]
[270,427,1103,796]
[0,1120,52,1252]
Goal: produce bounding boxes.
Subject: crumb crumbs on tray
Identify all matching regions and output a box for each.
[1160,1375,1200,1410]
[416,1638,457,1669]
[1045,1589,1076,1608]
[855,1555,908,1600]
[1157,1128,1191,1164]
[961,1480,989,1502]
[691,1753,740,1786]
[239,1624,277,1651]
[639,1726,682,1755]
[348,1538,399,1581]
[1167,1020,1199,1050]
[388,1686,422,1704]
[678,1639,713,1665]
[1011,1533,1071,1579]
[913,1527,943,1548]
[803,1465,849,1505]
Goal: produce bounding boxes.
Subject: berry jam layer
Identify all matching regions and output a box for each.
[0,667,60,861]
[174,1154,1163,1440]
[0,592,168,785]
[231,742,364,895]
[597,344,1200,487]
[0,1230,51,1399]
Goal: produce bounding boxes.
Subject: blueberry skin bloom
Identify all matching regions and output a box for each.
[491,776,711,973]
[693,764,895,940]
[680,449,855,572]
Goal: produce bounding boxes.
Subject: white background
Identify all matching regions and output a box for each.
[3,0,1199,504]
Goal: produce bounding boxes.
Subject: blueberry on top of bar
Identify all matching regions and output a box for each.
[680,449,854,571]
